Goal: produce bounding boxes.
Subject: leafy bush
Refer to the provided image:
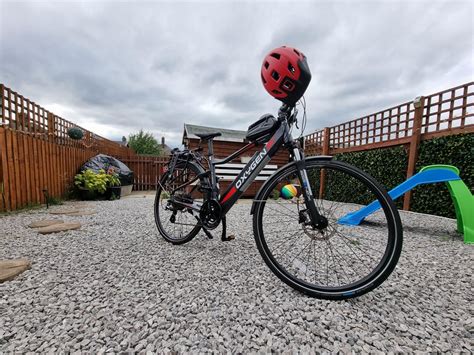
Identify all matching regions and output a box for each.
[160,190,170,199]
[74,169,120,194]
[270,189,280,200]
[128,130,162,155]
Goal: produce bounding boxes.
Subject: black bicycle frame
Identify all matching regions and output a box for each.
[174,111,326,228]
[215,122,289,214]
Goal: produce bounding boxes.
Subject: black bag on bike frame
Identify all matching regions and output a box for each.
[245,114,279,143]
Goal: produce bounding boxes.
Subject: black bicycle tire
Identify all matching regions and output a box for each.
[253,158,403,300]
[154,161,205,245]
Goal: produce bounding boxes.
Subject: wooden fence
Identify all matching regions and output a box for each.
[1,82,472,212]
[117,155,168,191]
[304,81,474,209]
[0,84,135,212]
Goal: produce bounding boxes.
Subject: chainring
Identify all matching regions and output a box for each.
[199,199,222,230]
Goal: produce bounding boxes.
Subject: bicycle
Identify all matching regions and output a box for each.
[155,45,402,299]
[154,101,403,300]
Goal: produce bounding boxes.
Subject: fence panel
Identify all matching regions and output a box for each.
[0,83,137,211]
[305,82,473,156]
[304,81,474,210]
[118,156,168,191]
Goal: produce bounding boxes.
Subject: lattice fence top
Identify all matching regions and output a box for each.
[422,84,474,135]
[305,82,474,154]
[0,84,132,155]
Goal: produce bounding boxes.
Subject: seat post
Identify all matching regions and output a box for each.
[206,138,219,200]
[207,139,214,157]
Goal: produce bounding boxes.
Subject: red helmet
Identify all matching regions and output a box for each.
[261,46,311,106]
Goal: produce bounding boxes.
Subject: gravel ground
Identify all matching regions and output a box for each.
[0,196,472,353]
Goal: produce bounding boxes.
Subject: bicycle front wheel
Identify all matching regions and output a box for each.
[253,159,403,300]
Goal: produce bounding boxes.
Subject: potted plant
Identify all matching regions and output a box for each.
[74,169,120,200]
[104,167,121,200]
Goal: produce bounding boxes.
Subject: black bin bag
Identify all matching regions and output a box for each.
[80,154,134,186]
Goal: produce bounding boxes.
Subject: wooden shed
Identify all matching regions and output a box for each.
[182,123,289,197]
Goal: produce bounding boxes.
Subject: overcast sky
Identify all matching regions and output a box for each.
[1,0,473,148]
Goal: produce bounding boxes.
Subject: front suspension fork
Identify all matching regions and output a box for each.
[293,148,328,230]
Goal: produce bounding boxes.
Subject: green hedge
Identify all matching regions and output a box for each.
[333,145,408,209]
[330,133,473,218]
[411,134,473,218]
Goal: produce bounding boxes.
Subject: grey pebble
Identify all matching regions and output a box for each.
[0,199,472,352]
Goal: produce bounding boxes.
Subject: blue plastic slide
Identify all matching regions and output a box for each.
[338,166,461,225]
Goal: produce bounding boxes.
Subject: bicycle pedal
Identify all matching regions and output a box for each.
[221,235,235,242]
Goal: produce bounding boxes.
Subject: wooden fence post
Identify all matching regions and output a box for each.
[0,85,5,211]
[47,112,56,143]
[319,127,330,199]
[403,96,424,211]
[0,84,5,126]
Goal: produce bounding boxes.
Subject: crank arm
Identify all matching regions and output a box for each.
[194,216,214,239]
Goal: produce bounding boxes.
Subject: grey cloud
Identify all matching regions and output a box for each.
[1,0,472,147]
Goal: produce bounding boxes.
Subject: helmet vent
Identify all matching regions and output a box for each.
[261,73,267,84]
[264,61,269,69]
[282,79,295,91]
[271,70,280,81]
[288,63,295,74]
[272,89,282,94]
[293,49,300,55]
[270,52,281,60]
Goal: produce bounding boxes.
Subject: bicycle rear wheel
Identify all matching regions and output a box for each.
[154,161,206,245]
[253,159,403,300]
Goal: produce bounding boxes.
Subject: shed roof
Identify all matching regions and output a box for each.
[183,123,247,144]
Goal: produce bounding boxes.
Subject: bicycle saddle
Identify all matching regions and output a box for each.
[196,132,222,140]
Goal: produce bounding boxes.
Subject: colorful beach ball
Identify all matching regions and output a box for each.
[281,184,298,199]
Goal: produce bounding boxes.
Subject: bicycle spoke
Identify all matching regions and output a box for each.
[330,229,377,271]
[330,227,386,257]
[325,238,353,285]
[270,200,301,216]
[271,230,303,255]
[312,241,320,284]
[263,203,299,219]
[325,240,342,286]
[304,240,313,279]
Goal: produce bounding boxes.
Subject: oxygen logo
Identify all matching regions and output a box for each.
[236,148,267,189]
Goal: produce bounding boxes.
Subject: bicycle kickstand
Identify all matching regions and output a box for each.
[221,216,235,242]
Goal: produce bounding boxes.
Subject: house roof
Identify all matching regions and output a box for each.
[161,143,172,155]
[183,123,247,144]
[112,140,128,147]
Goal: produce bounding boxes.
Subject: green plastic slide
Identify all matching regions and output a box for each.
[420,165,473,244]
